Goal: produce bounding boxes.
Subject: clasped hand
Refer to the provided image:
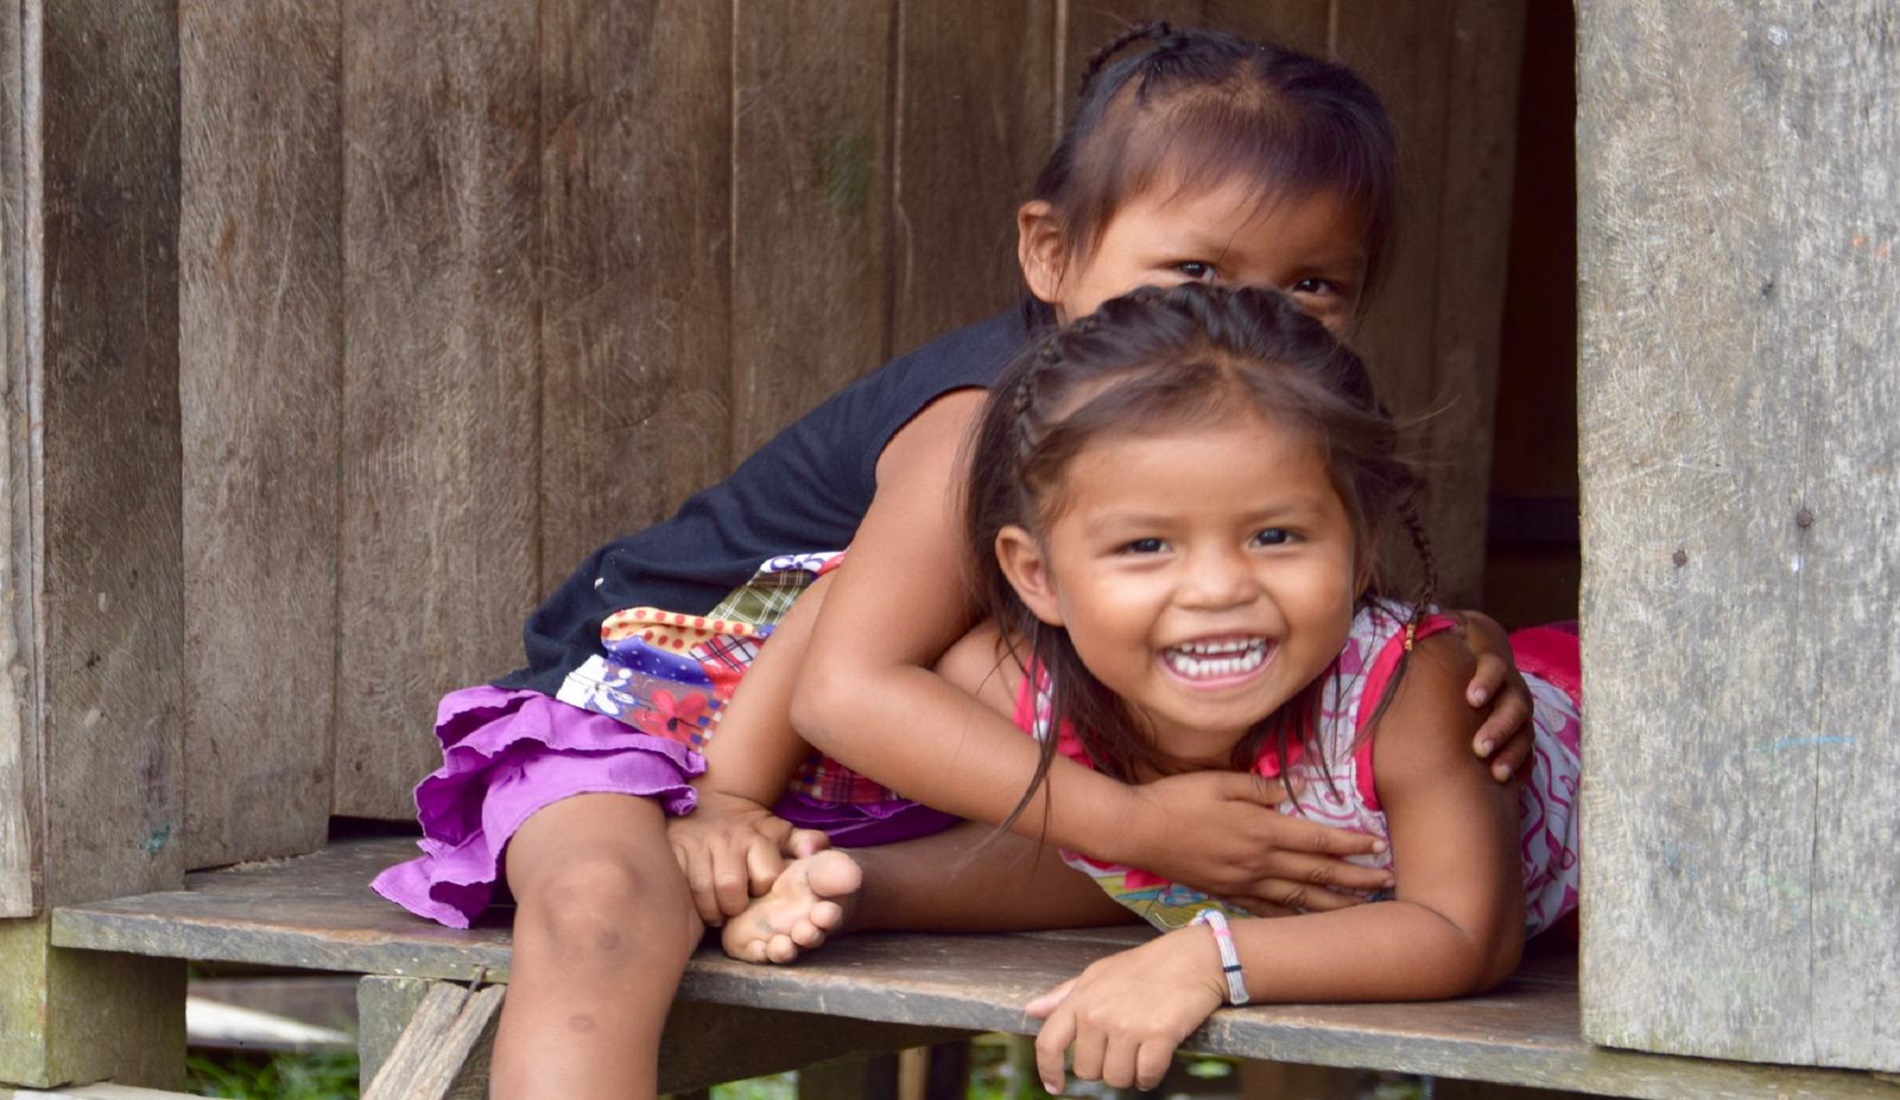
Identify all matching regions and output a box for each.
[667,790,828,925]
[1117,771,1394,914]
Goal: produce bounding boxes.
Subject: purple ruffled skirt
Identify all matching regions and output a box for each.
[371,685,956,929]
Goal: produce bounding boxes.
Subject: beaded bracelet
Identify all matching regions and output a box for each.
[1190,909,1250,1006]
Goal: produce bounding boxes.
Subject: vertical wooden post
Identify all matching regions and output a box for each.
[0,2,189,1087]
[1578,0,1900,1073]
[178,0,345,868]
[332,0,542,818]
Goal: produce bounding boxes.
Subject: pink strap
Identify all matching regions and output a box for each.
[1351,613,1459,810]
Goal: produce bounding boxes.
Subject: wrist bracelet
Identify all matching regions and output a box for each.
[1190,909,1250,1006]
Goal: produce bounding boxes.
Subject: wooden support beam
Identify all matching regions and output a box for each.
[358,980,504,1100]
[357,975,971,1099]
[1577,0,1900,1073]
[0,0,188,1088]
[0,918,184,1090]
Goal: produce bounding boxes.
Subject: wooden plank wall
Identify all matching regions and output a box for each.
[171,0,1525,861]
[1577,0,1899,1074]
[0,4,193,1086]
[20,2,186,910]
[0,0,35,918]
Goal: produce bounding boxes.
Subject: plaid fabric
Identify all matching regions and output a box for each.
[708,552,843,625]
[557,549,901,804]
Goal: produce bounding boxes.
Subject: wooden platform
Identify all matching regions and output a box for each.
[49,839,1898,1100]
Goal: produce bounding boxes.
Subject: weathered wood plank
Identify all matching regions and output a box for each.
[0,0,37,920]
[889,0,1055,355]
[0,917,185,1090]
[50,839,1900,1099]
[358,976,965,1099]
[1577,0,1900,1073]
[334,1,541,819]
[537,0,733,588]
[729,0,893,461]
[1200,1,1331,57]
[1416,0,1524,608]
[178,0,343,869]
[358,980,503,1100]
[34,0,186,908]
[1330,1,1463,600]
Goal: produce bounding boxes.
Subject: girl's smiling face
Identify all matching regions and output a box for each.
[1017,174,1369,339]
[996,407,1360,769]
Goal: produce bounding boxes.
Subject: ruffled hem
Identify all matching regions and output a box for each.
[371,686,705,929]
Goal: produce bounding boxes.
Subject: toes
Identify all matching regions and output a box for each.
[790,916,826,949]
[807,900,844,934]
[806,851,863,899]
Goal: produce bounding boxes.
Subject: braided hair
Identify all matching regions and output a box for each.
[967,283,1432,830]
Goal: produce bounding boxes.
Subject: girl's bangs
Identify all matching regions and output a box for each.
[1070,90,1392,271]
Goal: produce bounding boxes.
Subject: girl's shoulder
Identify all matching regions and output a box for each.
[1329,599,1468,739]
[934,622,1029,721]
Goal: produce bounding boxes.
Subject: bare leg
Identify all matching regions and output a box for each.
[490,793,702,1100]
[723,822,1134,962]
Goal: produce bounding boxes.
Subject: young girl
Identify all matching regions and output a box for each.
[370,23,1540,1100]
[724,283,1582,1096]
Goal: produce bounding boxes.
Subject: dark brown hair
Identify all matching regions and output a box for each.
[1023,22,1400,324]
[968,283,1433,830]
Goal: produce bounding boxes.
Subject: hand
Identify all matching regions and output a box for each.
[668,791,829,925]
[1117,772,1394,915]
[1449,609,1536,782]
[1025,930,1226,1093]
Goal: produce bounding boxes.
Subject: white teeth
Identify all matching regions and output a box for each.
[1163,639,1269,679]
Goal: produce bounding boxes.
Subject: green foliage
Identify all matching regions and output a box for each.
[186,1050,359,1100]
[711,1075,796,1100]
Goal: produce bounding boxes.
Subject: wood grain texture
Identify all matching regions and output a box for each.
[0,0,37,918]
[358,980,503,1100]
[51,838,1900,1099]
[178,0,343,869]
[35,0,186,908]
[1416,0,1524,607]
[0,916,186,1090]
[889,0,1055,355]
[1577,0,1900,1073]
[358,977,964,1099]
[1200,1,1331,57]
[729,0,893,461]
[537,0,733,588]
[1330,2,1460,599]
[335,2,541,819]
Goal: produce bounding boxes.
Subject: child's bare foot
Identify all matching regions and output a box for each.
[720,849,863,964]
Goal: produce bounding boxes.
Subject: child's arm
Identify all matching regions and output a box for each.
[791,392,1532,908]
[667,575,838,926]
[1025,632,1525,1094]
[790,392,1401,907]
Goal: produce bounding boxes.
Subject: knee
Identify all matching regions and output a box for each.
[514,856,696,969]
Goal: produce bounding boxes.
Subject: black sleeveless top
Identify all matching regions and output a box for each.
[498,309,1033,696]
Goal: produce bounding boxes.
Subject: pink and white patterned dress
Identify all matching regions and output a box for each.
[1014,600,1581,935]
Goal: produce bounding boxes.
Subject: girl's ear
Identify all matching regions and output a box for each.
[996,524,1065,627]
[1016,200,1067,306]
